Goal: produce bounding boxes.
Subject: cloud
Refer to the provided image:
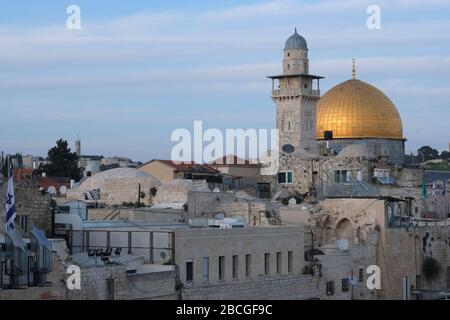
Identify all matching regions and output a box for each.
[0,0,449,158]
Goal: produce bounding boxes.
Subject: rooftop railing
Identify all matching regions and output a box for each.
[272,88,320,98]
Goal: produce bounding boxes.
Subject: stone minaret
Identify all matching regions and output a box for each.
[268,29,323,154]
[75,137,81,158]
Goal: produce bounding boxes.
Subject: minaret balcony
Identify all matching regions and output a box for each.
[272,88,320,98]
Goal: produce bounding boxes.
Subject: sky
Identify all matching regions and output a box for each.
[0,0,449,162]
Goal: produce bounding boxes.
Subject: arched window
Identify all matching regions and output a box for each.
[336,218,353,245]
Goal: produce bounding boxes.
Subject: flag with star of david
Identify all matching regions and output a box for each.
[5,158,16,231]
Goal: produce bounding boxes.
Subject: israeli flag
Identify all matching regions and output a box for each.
[5,164,16,231]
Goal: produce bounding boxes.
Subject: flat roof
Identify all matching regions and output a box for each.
[82,220,189,231]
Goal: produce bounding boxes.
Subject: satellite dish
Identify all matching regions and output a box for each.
[59,185,67,195]
[213,187,220,193]
[337,239,349,251]
[47,186,56,195]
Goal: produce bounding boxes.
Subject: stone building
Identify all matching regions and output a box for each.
[0,175,52,237]
[268,29,323,155]
[270,31,412,199]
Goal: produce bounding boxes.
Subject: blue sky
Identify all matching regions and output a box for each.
[0,0,449,161]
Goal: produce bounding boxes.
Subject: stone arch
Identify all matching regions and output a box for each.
[335,218,353,245]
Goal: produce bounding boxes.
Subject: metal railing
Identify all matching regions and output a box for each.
[272,88,320,98]
[56,229,176,265]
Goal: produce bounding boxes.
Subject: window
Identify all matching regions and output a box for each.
[334,170,349,183]
[287,64,290,70]
[342,278,350,292]
[18,215,29,233]
[326,281,335,295]
[276,252,282,274]
[278,171,293,184]
[219,256,225,280]
[106,279,115,300]
[447,267,450,289]
[232,255,239,279]
[358,268,364,282]
[287,52,290,57]
[288,251,293,273]
[202,257,209,283]
[186,261,193,282]
[264,253,270,275]
[245,254,251,277]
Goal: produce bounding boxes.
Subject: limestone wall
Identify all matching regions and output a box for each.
[187,191,237,218]
[182,274,321,300]
[0,179,52,237]
[175,226,304,287]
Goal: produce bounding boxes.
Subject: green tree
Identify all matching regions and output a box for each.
[39,139,81,180]
[417,146,439,162]
[11,152,23,168]
[440,151,450,160]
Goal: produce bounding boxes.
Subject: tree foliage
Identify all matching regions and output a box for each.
[39,139,81,181]
[417,146,440,161]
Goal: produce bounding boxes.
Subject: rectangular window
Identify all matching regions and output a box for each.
[232,255,239,279]
[278,171,293,184]
[334,170,340,183]
[342,278,350,292]
[447,267,450,289]
[264,253,270,275]
[18,215,29,233]
[276,252,282,274]
[288,251,293,273]
[106,279,115,300]
[358,268,364,282]
[334,170,349,183]
[245,254,251,277]
[287,172,293,183]
[326,281,335,295]
[343,170,350,182]
[219,256,225,280]
[186,261,193,282]
[202,257,209,283]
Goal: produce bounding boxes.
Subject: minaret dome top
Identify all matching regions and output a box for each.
[284,28,308,50]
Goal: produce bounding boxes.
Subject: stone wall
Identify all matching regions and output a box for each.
[317,138,405,165]
[278,153,374,196]
[221,201,280,226]
[0,179,52,237]
[187,191,237,218]
[182,274,321,300]
[175,226,305,287]
[127,269,178,300]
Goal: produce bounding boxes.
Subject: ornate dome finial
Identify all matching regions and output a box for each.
[352,58,356,79]
[295,27,297,33]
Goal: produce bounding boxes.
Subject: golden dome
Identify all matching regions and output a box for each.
[316,79,403,140]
